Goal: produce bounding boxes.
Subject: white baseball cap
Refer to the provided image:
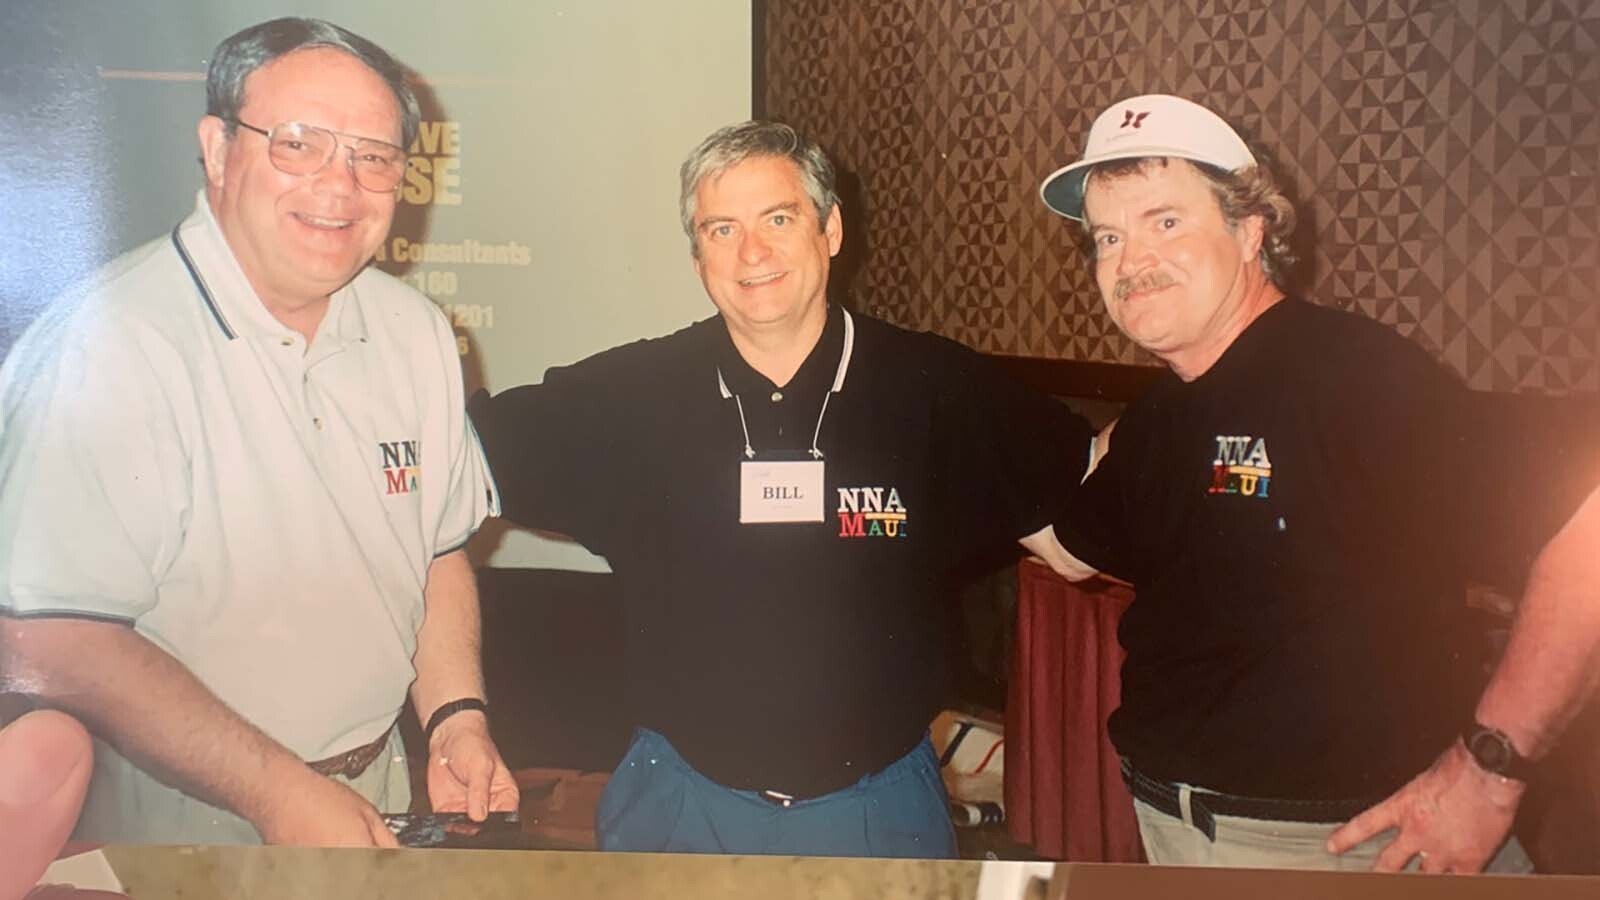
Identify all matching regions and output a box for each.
[1039,94,1256,222]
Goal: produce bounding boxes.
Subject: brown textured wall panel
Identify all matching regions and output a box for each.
[764,1,1600,393]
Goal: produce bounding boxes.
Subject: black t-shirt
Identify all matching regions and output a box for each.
[1056,298,1590,801]
[475,305,1091,797]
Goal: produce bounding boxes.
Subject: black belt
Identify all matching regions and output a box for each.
[1121,759,1376,842]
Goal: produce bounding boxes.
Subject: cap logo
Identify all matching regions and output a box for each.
[1120,110,1149,129]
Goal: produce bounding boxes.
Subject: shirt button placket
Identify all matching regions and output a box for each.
[284,335,326,441]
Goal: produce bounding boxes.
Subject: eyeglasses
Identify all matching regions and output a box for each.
[227,118,408,193]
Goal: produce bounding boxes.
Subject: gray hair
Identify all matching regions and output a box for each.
[679,121,840,256]
[205,17,421,149]
[1082,156,1299,291]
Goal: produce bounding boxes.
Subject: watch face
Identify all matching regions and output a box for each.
[1469,730,1511,771]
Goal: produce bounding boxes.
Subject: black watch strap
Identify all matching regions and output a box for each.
[425,697,488,743]
[1461,721,1535,782]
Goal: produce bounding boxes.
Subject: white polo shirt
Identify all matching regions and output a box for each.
[0,192,497,760]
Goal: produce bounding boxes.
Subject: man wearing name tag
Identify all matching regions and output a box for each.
[472,121,1093,857]
[0,18,516,845]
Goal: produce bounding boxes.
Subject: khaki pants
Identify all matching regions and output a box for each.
[1134,797,1533,872]
[75,728,411,845]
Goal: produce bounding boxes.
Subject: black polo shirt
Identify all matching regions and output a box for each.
[475,304,1091,796]
[1055,298,1593,801]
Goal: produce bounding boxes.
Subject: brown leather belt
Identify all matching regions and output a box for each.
[308,725,394,780]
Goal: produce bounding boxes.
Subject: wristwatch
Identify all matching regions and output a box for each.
[1461,722,1535,782]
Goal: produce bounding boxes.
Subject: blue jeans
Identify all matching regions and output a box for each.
[596,728,958,858]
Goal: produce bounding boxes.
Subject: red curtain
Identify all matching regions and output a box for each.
[1005,559,1144,862]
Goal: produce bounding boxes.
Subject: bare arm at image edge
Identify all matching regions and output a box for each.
[0,616,399,846]
[1329,481,1600,872]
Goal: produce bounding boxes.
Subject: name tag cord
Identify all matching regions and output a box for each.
[719,309,855,462]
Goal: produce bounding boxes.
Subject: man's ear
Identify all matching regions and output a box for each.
[824,204,843,257]
[1238,213,1266,260]
[197,116,229,189]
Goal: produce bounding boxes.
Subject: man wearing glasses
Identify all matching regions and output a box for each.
[0,18,517,845]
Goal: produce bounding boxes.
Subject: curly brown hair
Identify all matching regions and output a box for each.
[1080,156,1299,291]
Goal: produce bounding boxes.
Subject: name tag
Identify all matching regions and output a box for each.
[739,459,825,524]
